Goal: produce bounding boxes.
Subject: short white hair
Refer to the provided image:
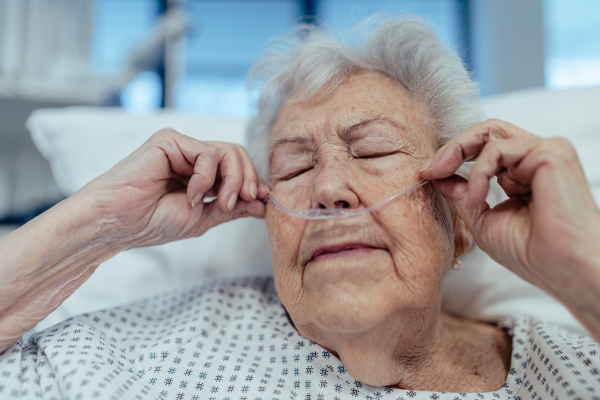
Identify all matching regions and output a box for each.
[246,15,483,180]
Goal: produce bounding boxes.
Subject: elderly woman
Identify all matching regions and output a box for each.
[1,17,599,399]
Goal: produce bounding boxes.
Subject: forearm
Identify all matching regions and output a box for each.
[542,223,600,342]
[0,192,128,353]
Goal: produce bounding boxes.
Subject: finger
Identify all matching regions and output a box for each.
[420,119,534,181]
[187,146,219,207]
[147,131,219,206]
[496,171,531,198]
[257,177,270,199]
[151,129,201,177]
[467,138,541,208]
[214,145,245,212]
[237,147,260,202]
[194,198,266,234]
[431,175,491,242]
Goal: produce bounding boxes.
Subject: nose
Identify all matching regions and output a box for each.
[311,165,360,210]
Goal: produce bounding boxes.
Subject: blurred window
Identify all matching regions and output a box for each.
[92,0,162,110]
[180,0,468,118]
[545,0,600,88]
[321,0,465,54]
[91,0,468,115]
[0,0,3,47]
[92,0,158,70]
[178,0,298,117]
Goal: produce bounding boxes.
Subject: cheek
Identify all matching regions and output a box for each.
[266,212,300,266]
[266,211,307,308]
[270,178,312,209]
[373,195,451,305]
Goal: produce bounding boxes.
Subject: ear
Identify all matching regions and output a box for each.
[453,212,473,257]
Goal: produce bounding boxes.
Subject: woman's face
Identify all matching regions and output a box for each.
[266,72,459,341]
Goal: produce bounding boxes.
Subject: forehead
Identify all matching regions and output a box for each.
[270,72,433,145]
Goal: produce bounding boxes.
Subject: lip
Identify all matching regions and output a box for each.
[309,242,381,263]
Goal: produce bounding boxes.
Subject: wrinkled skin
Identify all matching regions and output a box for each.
[265,72,509,390]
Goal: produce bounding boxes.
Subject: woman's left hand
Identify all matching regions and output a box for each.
[420,119,600,300]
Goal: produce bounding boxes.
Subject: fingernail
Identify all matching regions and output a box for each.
[249,182,257,199]
[227,193,238,211]
[192,192,203,208]
[420,158,433,172]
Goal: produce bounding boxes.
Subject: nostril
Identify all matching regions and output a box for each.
[313,201,349,209]
[334,200,350,208]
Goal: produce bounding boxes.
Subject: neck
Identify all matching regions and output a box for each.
[302,312,512,392]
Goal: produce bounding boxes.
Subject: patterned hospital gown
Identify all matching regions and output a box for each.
[0,276,599,400]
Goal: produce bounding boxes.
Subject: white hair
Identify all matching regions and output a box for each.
[246,15,483,180]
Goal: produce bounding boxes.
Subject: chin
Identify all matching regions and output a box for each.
[302,252,399,332]
[304,282,395,334]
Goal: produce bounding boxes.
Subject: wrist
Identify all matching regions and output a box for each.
[70,187,141,252]
[0,191,130,347]
[542,218,600,327]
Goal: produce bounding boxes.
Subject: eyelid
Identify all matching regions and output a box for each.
[271,152,314,181]
[350,138,412,157]
[357,152,393,159]
[282,166,313,181]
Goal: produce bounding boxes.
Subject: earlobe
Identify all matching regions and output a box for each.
[453,214,473,257]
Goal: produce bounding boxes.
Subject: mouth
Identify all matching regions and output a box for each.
[309,242,381,263]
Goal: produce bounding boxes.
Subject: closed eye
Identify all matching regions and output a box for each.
[357,152,395,159]
[283,167,313,180]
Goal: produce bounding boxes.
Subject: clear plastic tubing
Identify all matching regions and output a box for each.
[263,179,429,220]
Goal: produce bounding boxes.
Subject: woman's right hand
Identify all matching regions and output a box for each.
[0,129,268,352]
[79,128,269,249]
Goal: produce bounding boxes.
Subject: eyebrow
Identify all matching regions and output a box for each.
[270,116,405,152]
[339,115,405,140]
[270,136,311,152]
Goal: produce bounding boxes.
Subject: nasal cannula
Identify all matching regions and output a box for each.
[262,179,429,220]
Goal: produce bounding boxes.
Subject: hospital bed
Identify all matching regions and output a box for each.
[2,84,599,338]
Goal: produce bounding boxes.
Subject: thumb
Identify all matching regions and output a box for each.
[199,198,266,230]
[431,175,490,240]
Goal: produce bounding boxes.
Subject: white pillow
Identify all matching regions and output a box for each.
[480,85,600,198]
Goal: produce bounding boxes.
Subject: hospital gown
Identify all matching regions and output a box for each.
[0,276,599,400]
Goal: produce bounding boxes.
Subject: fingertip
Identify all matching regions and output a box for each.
[466,175,489,209]
[258,181,270,199]
[230,199,266,220]
[427,144,465,180]
[227,193,238,211]
[419,158,433,174]
[431,176,468,203]
[190,192,203,208]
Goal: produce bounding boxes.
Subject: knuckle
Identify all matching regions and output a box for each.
[485,118,503,126]
[482,118,509,135]
[482,138,503,155]
[230,143,247,158]
[549,136,573,149]
[547,136,578,160]
[153,127,180,139]
[200,141,218,157]
[195,148,217,171]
